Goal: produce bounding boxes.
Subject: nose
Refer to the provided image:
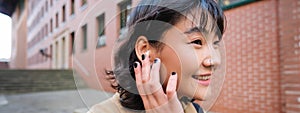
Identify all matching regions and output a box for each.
[202,57,213,68]
[200,44,221,70]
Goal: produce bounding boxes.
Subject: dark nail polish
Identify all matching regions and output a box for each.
[134,62,138,68]
[154,59,158,63]
[141,54,145,60]
[172,72,176,75]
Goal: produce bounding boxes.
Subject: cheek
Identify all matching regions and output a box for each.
[158,44,200,89]
[159,46,181,89]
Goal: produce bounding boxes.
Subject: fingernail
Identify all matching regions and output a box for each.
[154,58,158,63]
[134,62,138,68]
[141,54,145,60]
[172,72,176,75]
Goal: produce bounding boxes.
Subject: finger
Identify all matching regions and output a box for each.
[134,62,157,109]
[148,58,168,104]
[166,72,178,100]
[148,58,161,93]
[149,58,161,84]
[141,50,151,83]
[141,91,160,109]
[140,95,152,109]
[150,86,167,106]
[134,62,142,84]
[134,62,148,96]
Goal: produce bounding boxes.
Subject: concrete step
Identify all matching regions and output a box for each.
[0,69,81,94]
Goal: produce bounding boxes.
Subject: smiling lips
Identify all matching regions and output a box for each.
[192,73,211,86]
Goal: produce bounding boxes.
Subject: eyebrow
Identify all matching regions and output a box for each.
[184,27,207,35]
[184,26,222,40]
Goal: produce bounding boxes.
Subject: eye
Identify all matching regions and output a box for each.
[189,39,203,45]
[213,40,221,48]
[213,40,220,45]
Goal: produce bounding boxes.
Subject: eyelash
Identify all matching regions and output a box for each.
[189,40,202,45]
[214,40,220,45]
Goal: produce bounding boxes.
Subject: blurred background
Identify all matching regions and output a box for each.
[0,0,299,113]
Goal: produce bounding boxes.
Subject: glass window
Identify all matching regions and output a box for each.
[219,0,256,10]
[45,1,48,12]
[82,24,87,51]
[81,0,87,6]
[45,24,48,36]
[97,14,105,37]
[70,32,75,54]
[70,0,75,15]
[55,13,59,28]
[119,0,131,30]
[96,14,106,48]
[62,5,66,22]
[18,0,25,13]
[50,0,53,7]
[50,19,53,33]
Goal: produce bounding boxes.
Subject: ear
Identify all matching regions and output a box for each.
[135,36,157,62]
[135,36,150,61]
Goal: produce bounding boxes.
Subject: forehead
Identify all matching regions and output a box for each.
[174,15,219,38]
[175,8,222,39]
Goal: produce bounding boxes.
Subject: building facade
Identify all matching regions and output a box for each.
[0,58,9,69]
[1,0,300,112]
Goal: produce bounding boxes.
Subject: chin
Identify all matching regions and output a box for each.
[193,94,205,101]
[194,89,209,101]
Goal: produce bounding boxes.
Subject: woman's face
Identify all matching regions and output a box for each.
[157,15,222,101]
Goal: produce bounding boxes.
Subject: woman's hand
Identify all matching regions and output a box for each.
[133,51,184,113]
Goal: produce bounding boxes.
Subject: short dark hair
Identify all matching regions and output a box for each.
[112,0,226,110]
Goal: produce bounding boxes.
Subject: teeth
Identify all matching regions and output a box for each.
[193,75,210,81]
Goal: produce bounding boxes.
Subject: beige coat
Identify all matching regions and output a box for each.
[87,93,202,113]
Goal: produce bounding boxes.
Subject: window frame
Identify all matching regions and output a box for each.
[219,0,257,10]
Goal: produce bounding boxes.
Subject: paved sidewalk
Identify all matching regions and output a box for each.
[0,89,113,113]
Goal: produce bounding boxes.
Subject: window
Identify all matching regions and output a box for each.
[41,7,44,17]
[50,45,53,60]
[81,0,87,6]
[82,24,87,51]
[50,0,53,7]
[55,13,59,28]
[70,0,75,15]
[62,37,65,66]
[62,5,66,22]
[46,24,48,36]
[119,0,131,31]
[50,19,53,33]
[45,1,48,12]
[70,32,75,54]
[18,0,25,13]
[219,0,256,10]
[96,14,106,48]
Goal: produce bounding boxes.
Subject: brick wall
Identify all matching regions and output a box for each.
[211,1,281,112]
[279,0,300,112]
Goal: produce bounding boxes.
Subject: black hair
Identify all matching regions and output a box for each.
[112,0,226,110]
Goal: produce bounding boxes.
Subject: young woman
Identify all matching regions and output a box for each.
[88,0,226,112]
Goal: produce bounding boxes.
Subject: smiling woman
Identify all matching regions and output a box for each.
[89,0,226,113]
[0,13,12,60]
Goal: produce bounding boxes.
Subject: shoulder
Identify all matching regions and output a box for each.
[87,93,145,113]
[87,93,121,113]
